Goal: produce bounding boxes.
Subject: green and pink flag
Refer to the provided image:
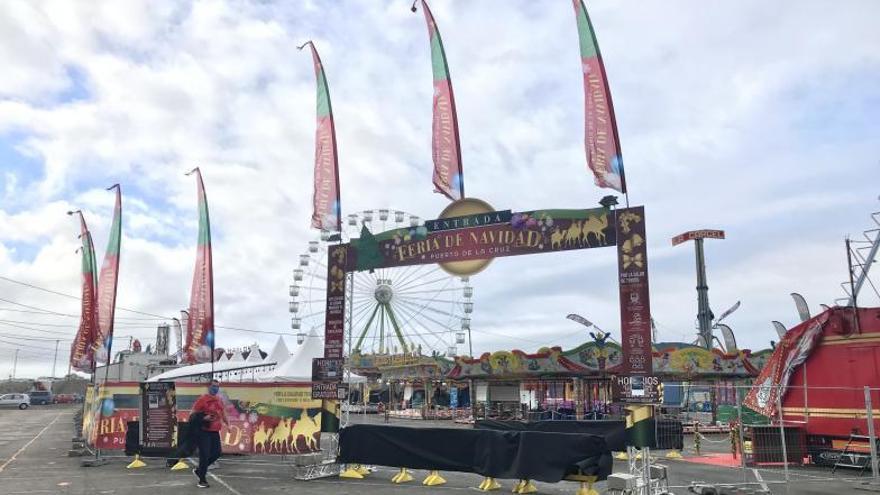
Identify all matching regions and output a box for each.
[300,41,341,233]
[184,168,215,364]
[573,0,626,193]
[415,0,464,201]
[69,211,98,373]
[95,185,121,365]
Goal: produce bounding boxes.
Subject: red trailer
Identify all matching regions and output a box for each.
[745,307,880,467]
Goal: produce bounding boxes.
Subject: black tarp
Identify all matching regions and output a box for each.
[475,419,683,451]
[338,424,612,482]
[475,419,627,452]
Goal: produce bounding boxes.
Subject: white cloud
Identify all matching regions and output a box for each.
[1,0,879,378]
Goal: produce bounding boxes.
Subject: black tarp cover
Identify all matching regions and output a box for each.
[338,424,612,482]
[474,419,683,451]
[475,419,628,452]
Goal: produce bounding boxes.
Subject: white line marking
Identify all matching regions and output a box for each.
[209,472,244,495]
[751,468,770,492]
[0,412,64,473]
[186,456,243,495]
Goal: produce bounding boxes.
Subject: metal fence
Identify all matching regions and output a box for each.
[648,385,880,494]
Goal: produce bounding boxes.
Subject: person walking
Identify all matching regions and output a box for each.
[192,379,228,488]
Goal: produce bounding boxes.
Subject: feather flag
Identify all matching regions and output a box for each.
[69,211,98,373]
[184,168,215,364]
[415,0,464,201]
[94,185,121,365]
[299,41,342,233]
[572,0,626,193]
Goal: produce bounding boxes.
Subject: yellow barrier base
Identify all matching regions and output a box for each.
[170,459,189,471]
[665,449,683,459]
[614,451,629,460]
[478,477,501,491]
[391,468,414,483]
[423,470,446,486]
[575,481,598,495]
[355,464,370,476]
[126,455,146,469]
[339,465,365,479]
[512,479,537,493]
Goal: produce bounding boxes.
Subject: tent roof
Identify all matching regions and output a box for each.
[259,331,322,381]
[244,344,264,363]
[265,336,291,365]
[147,359,276,382]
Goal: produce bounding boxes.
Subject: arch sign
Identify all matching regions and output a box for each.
[314,198,652,398]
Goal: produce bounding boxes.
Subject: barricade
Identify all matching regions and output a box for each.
[659,384,880,493]
[337,424,612,492]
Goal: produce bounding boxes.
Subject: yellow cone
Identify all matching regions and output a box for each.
[575,480,599,495]
[355,464,370,476]
[423,470,446,486]
[126,455,146,469]
[512,479,536,493]
[170,459,189,471]
[391,468,414,483]
[478,477,501,491]
[614,451,629,460]
[339,464,365,479]
[665,449,683,459]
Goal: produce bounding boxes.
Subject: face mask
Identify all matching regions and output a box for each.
[209,385,220,396]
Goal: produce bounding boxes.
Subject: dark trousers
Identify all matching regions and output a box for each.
[195,430,221,482]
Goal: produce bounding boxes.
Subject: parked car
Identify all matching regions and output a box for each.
[53,394,77,404]
[0,393,30,409]
[28,390,53,405]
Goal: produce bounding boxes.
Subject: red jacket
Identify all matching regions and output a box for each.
[192,394,226,432]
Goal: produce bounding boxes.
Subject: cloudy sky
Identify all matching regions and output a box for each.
[1,0,878,379]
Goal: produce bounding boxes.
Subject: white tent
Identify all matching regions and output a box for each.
[146,359,275,382]
[244,343,264,363]
[259,331,322,381]
[265,336,291,365]
[256,331,367,383]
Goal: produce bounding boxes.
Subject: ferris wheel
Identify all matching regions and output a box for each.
[289,209,475,358]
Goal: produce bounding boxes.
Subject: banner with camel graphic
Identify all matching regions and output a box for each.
[176,382,324,455]
[345,207,616,272]
[82,382,327,455]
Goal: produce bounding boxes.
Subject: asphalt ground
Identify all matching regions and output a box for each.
[0,406,876,494]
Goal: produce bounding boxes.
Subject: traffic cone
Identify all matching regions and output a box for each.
[391,468,413,483]
[665,449,683,459]
[339,464,365,479]
[170,459,189,471]
[512,479,536,493]
[126,455,146,469]
[355,464,370,476]
[575,480,598,495]
[477,477,501,491]
[422,470,446,486]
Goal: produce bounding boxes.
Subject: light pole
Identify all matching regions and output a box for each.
[12,349,20,380]
[52,340,60,378]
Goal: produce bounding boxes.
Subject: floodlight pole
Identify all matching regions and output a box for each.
[671,230,726,350]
